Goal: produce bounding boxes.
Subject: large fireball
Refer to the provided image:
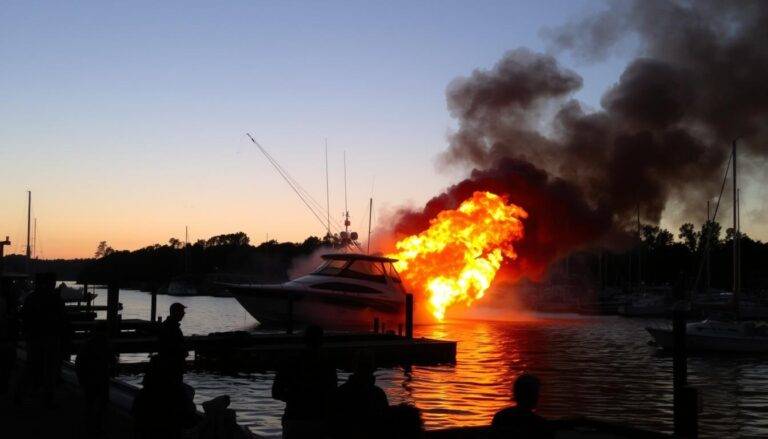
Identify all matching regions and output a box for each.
[388,191,527,321]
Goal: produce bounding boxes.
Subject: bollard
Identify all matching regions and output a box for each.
[405,293,414,339]
[107,283,120,337]
[373,317,380,333]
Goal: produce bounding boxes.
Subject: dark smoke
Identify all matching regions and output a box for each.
[391,1,768,279]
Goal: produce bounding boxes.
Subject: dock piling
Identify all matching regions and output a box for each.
[150,287,157,322]
[405,293,414,339]
[83,283,90,313]
[107,283,120,336]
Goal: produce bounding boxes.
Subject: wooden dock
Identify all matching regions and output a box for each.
[70,330,457,370]
[67,282,455,370]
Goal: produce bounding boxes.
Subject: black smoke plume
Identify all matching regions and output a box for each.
[390,1,768,279]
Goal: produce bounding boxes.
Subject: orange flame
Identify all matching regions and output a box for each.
[388,191,528,321]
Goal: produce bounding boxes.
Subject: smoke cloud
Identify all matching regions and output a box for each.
[388,1,768,280]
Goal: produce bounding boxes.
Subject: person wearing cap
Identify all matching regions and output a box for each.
[157,302,188,382]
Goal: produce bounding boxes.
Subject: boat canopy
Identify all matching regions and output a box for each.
[321,253,398,263]
[313,253,402,284]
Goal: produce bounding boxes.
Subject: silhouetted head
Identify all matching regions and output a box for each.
[513,373,541,411]
[169,302,186,322]
[34,272,57,294]
[384,403,424,438]
[303,325,324,349]
[353,349,376,378]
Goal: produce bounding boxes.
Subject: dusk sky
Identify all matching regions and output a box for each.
[2,1,763,259]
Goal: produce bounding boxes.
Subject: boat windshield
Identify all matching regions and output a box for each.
[343,260,387,282]
[384,262,402,283]
[312,258,395,284]
[314,259,347,276]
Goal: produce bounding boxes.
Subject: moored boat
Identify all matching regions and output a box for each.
[225,253,407,329]
[647,320,768,352]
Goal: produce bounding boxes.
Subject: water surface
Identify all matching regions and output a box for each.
[84,288,768,438]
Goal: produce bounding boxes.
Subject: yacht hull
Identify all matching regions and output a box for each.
[646,327,768,352]
[230,285,405,329]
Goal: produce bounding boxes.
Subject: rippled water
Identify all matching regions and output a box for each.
[84,288,768,438]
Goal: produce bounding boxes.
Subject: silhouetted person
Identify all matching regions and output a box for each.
[132,355,199,439]
[382,403,424,439]
[329,350,388,439]
[192,395,253,439]
[21,272,65,407]
[272,325,337,439]
[158,302,188,381]
[1,279,23,400]
[0,280,20,394]
[492,373,552,438]
[76,329,117,436]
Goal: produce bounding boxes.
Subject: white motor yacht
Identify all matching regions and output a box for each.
[225,253,407,329]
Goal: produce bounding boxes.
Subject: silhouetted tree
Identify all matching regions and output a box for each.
[678,223,699,251]
[698,220,722,248]
[206,232,250,247]
[168,238,182,249]
[94,241,115,258]
[641,225,673,250]
[78,232,327,285]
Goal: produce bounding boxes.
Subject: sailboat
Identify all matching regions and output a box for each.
[166,226,201,296]
[647,140,768,352]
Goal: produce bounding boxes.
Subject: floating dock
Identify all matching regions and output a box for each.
[70,329,457,371]
[69,282,456,370]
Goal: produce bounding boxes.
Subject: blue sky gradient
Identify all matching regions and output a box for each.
[6,1,736,258]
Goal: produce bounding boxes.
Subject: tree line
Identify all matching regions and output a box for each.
[78,232,325,286]
[559,220,768,293]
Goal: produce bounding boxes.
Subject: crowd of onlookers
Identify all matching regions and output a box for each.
[269,324,551,439]
[0,275,552,438]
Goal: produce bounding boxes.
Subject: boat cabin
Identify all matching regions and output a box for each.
[312,253,404,288]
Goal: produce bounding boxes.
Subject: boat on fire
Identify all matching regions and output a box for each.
[224,253,407,329]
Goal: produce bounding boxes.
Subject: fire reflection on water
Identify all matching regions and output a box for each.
[110,290,768,438]
[385,320,552,428]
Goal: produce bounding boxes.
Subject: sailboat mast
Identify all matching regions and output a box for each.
[343,150,350,235]
[184,225,189,273]
[325,139,330,238]
[33,218,37,259]
[26,191,31,272]
[732,139,740,312]
[706,200,711,292]
[367,198,373,254]
[637,203,642,290]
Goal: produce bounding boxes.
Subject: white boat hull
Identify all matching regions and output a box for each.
[231,285,405,330]
[647,327,768,353]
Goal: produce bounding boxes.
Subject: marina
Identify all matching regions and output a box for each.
[3,2,768,438]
